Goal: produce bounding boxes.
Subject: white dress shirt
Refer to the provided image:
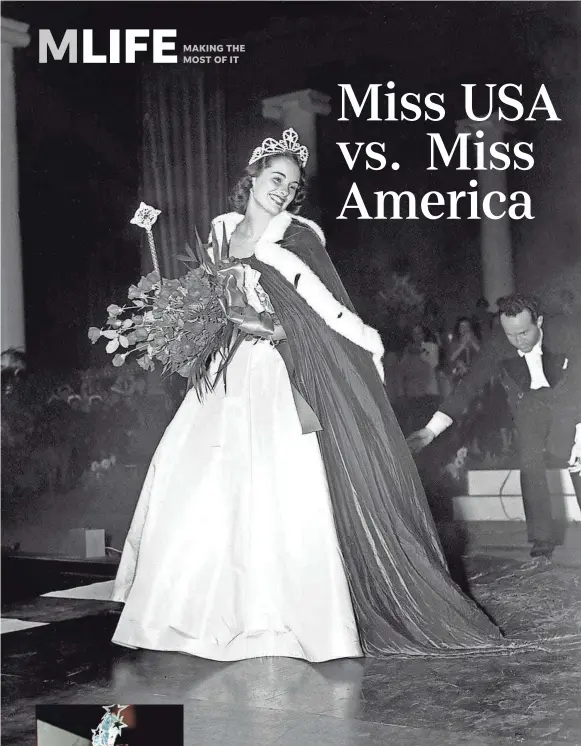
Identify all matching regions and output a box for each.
[517,329,550,389]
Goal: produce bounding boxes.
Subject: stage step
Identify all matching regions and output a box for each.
[453,469,581,521]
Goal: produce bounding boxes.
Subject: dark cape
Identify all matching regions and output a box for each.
[249,217,508,657]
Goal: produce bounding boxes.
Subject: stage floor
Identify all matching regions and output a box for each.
[2,523,581,746]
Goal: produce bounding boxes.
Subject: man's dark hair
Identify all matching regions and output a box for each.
[497,294,542,322]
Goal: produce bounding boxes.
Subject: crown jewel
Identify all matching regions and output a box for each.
[248,127,309,168]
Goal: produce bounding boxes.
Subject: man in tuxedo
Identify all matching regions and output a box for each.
[408,294,581,559]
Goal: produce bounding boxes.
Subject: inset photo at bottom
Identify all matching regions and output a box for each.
[36,704,183,745]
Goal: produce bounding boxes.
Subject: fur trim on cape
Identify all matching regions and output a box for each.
[211,211,384,380]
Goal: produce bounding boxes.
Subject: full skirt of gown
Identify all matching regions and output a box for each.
[111,339,363,661]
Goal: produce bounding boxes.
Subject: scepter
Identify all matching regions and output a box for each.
[130,202,162,280]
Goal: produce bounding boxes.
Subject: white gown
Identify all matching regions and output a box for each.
[111,338,363,662]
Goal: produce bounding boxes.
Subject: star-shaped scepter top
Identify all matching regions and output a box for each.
[91,705,129,746]
[130,202,161,231]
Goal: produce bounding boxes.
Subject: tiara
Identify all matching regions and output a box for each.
[92,705,128,746]
[248,127,309,168]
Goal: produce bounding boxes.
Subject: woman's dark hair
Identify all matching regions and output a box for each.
[229,152,307,215]
[497,294,542,322]
[453,316,478,340]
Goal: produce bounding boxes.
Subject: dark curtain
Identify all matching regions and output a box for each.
[140,65,228,278]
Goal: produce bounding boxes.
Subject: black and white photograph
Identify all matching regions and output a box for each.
[1,2,581,744]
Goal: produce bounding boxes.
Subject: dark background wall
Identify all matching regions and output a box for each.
[4,1,580,362]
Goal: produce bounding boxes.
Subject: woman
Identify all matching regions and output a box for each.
[449,316,481,387]
[111,128,505,661]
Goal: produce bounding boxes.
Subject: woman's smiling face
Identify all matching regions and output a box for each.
[250,156,301,216]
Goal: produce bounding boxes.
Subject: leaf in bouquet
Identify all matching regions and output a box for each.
[214,326,246,387]
[119,335,130,349]
[112,353,126,367]
[178,361,193,377]
[137,277,153,292]
[106,338,120,354]
[88,327,102,344]
[177,240,201,267]
[183,322,225,398]
[136,354,153,371]
[220,222,230,263]
[158,286,172,300]
[107,304,123,317]
[101,330,119,340]
[176,253,196,266]
[121,318,134,330]
[134,327,149,341]
[128,285,146,300]
[186,320,205,336]
[157,349,170,364]
[188,237,201,258]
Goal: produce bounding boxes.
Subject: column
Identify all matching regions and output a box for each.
[261,89,331,178]
[1,17,30,352]
[456,113,515,308]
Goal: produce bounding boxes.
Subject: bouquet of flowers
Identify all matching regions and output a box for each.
[89,203,276,398]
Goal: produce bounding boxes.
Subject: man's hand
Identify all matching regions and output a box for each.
[568,440,581,473]
[407,428,436,453]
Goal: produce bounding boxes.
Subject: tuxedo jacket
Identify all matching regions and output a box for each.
[439,314,581,456]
